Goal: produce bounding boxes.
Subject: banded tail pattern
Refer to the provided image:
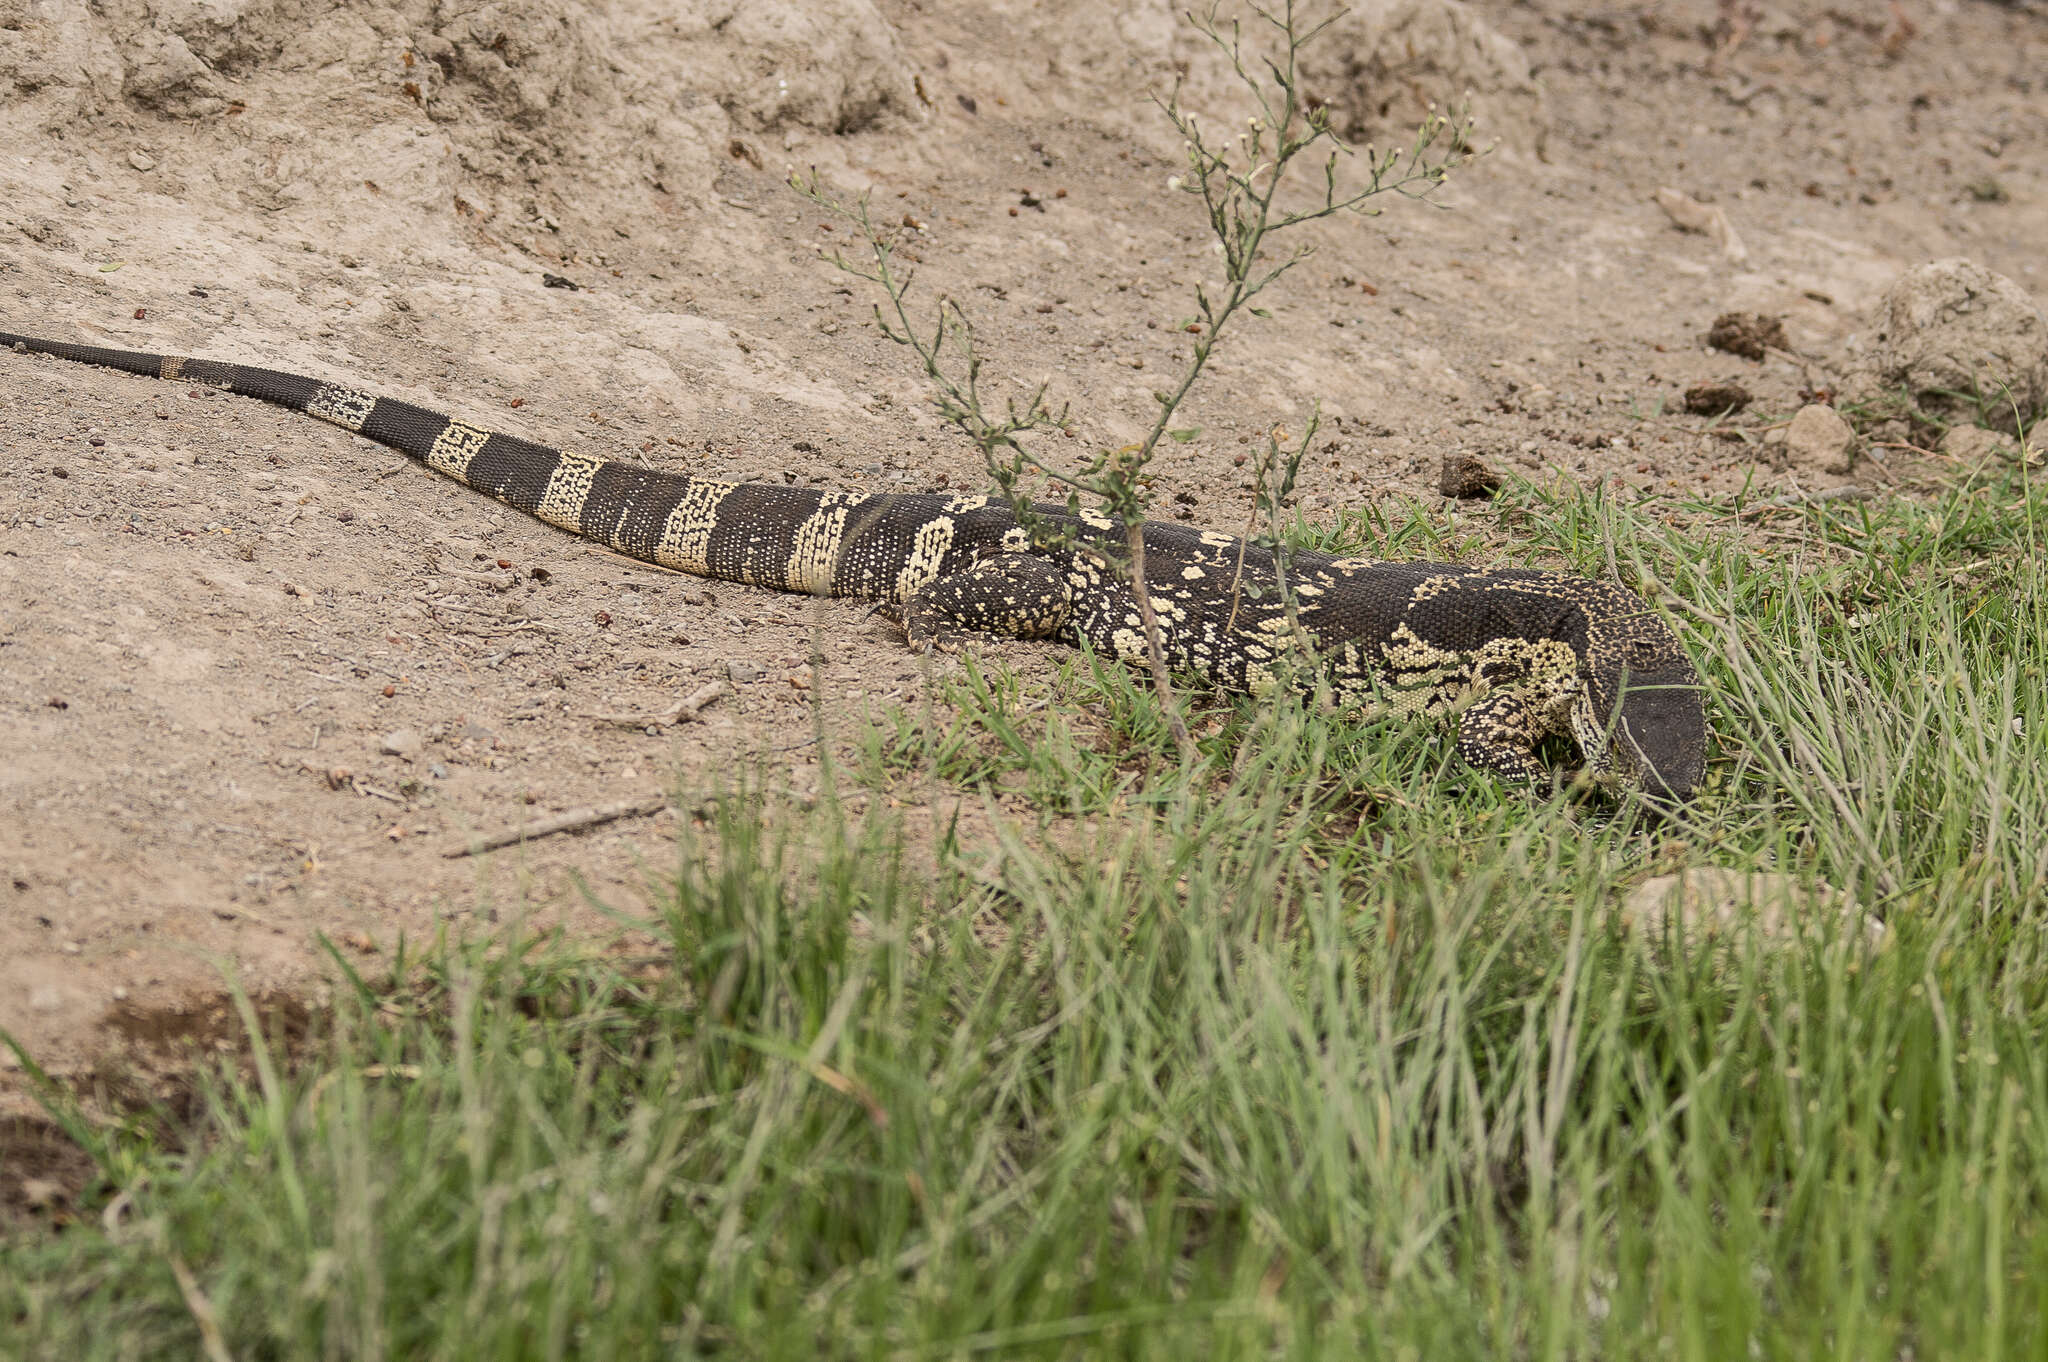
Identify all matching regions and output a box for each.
[0,330,1020,603]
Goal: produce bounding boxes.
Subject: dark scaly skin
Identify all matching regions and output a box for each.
[2,330,1708,796]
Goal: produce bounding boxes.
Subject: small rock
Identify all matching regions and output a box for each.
[128,150,156,172]
[1438,453,1503,499]
[1623,868,1886,951]
[1783,404,1858,476]
[726,659,764,684]
[1938,425,2021,463]
[1707,312,1788,361]
[1683,382,1752,415]
[379,728,423,759]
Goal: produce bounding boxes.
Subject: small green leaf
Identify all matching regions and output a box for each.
[99,262,125,272]
[1167,428,1202,444]
[1249,307,1271,318]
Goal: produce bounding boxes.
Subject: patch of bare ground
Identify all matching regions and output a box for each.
[2,987,312,1230]
[2,0,2045,1117]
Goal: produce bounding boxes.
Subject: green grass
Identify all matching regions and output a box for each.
[4,466,2045,1359]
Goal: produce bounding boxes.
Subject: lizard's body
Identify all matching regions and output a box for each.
[3,331,1707,797]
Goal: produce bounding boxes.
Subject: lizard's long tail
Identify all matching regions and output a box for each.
[1,329,979,598]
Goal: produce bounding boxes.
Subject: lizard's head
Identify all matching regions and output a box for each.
[1570,616,1706,801]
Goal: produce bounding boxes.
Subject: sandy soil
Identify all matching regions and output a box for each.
[2,0,2045,1141]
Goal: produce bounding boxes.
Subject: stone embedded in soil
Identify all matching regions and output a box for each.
[1438,453,1504,499]
[1868,258,2048,428]
[1938,425,2021,463]
[17,215,73,247]
[1782,404,1859,476]
[1294,0,1546,150]
[1624,868,1886,952]
[1683,382,1752,415]
[379,728,423,759]
[1707,312,1788,361]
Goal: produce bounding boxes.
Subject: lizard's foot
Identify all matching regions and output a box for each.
[897,553,1073,654]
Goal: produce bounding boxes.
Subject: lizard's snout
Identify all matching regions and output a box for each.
[1613,681,1707,800]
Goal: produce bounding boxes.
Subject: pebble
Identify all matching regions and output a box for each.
[1938,424,2021,463]
[1782,404,1858,475]
[1933,426,2031,466]
[128,150,155,171]
[380,728,423,758]
[726,659,764,684]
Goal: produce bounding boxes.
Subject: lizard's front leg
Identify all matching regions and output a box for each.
[1454,687,1550,784]
[898,553,1074,652]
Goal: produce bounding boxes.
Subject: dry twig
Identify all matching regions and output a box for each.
[585,679,725,729]
[443,794,669,859]
[167,1254,239,1362]
[1736,485,1873,517]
